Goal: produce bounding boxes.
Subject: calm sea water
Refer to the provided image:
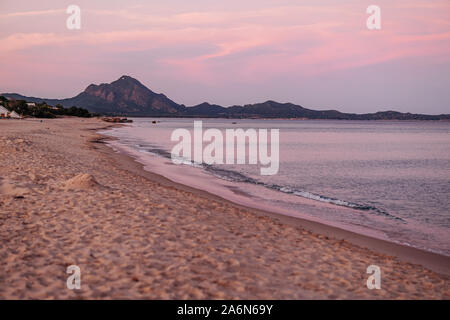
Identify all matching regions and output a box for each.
[102,118,450,256]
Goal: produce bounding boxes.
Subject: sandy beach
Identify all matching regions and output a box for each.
[0,117,448,299]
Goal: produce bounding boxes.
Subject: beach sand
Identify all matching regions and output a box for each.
[0,118,448,299]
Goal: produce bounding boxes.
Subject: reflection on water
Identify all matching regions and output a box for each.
[102,118,450,256]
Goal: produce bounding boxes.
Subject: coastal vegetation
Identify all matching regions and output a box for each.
[0,96,93,118]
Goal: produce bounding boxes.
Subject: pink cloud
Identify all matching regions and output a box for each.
[0,9,63,18]
[1,0,450,89]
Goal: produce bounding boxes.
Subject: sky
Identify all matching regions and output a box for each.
[0,0,449,114]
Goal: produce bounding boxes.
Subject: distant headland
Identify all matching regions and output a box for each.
[2,75,449,120]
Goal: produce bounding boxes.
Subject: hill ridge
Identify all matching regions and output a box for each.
[2,76,450,120]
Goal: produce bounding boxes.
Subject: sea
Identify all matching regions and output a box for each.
[101,118,450,256]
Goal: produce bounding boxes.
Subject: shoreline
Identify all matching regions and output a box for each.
[0,117,448,299]
[97,123,450,276]
[117,117,450,122]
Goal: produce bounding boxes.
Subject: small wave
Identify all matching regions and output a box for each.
[272,185,402,221]
[200,164,403,221]
[124,141,403,221]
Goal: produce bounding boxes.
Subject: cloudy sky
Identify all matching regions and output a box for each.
[1,0,449,113]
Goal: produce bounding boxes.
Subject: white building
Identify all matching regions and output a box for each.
[26,102,36,107]
[9,110,21,119]
[0,105,21,119]
[0,105,10,118]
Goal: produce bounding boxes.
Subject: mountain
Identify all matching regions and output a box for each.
[3,76,183,116]
[2,76,450,120]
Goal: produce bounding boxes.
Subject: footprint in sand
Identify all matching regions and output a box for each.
[0,179,30,197]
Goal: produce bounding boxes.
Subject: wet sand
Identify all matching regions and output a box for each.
[0,118,448,299]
